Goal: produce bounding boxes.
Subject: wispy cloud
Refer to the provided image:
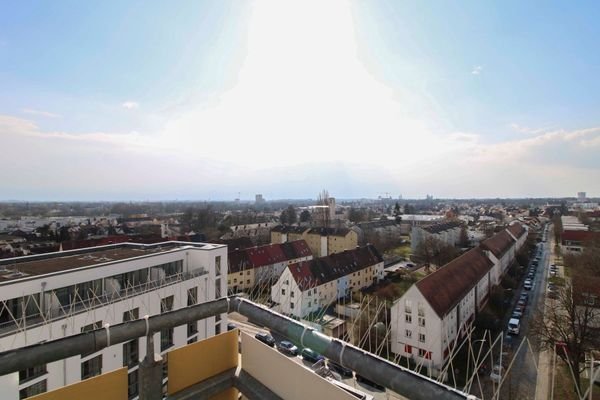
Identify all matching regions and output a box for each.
[22,108,61,118]
[509,123,551,135]
[471,65,483,75]
[122,101,140,110]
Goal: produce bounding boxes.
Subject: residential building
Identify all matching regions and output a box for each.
[561,230,600,254]
[0,241,227,400]
[271,245,384,318]
[391,222,527,374]
[270,225,310,244]
[227,240,313,293]
[305,227,358,257]
[271,226,358,257]
[410,220,463,254]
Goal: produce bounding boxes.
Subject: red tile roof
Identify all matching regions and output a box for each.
[288,245,383,291]
[227,240,312,274]
[480,230,516,259]
[507,222,526,239]
[561,230,600,244]
[415,247,494,318]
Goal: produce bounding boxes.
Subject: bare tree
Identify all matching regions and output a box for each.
[530,282,600,393]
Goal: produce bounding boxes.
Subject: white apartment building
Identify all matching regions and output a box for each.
[271,245,384,318]
[410,220,463,254]
[0,241,227,400]
[391,223,527,374]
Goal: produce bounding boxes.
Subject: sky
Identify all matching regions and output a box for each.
[0,0,599,201]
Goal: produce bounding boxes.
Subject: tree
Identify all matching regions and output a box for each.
[280,205,297,225]
[299,210,311,223]
[459,225,470,247]
[530,283,600,393]
[393,202,402,217]
[285,205,297,224]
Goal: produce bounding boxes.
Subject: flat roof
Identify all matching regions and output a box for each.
[0,241,225,283]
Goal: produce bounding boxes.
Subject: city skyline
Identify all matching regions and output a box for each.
[1,1,599,200]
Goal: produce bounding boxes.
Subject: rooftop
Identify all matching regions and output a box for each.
[0,241,223,283]
[415,247,494,318]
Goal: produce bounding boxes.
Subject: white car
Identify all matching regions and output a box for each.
[508,318,520,335]
[524,279,533,290]
[490,364,504,383]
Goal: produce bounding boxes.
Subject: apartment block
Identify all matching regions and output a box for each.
[0,241,227,400]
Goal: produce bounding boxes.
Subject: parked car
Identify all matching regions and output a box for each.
[490,364,505,383]
[517,299,527,309]
[512,309,523,319]
[255,332,275,347]
[524,279,533,290]
[327,360,354,378]
[519,293,528,303]
[356,374,385,391]
[549,270,556,277]
[277,340,298,356]
[508,318,520,335]
[301,348,325,364]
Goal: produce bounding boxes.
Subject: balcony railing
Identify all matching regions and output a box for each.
[0,268,208,337]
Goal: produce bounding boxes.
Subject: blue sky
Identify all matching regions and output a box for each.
[1,1,599,200]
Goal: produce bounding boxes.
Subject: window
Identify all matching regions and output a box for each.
[308,301,311,307]
[419,333,426,343]
[123,308,139,322]
[418,317,426,327]
[19,380,46,399]
[281,289,286,295]
[405,300,412,314]
[81,321,103,333]
[123,338,139,368]
[233,278,237,283]
[215,278,222,298]
[290,302,294,309]
[404,344,412,354]
[187,287,198,306]
[417,303,425,317]
[128,370,139,400]
[215,256,222,276]
[188,322,198,337]
[246,271,250,275]
[161,327,174,351]
[246,279,250,284]
[19,364,47,384]
[405,314,412,323]
[405,329,412,338]
[161,296,174,351]
[291,291,295,298]
[161,296,174,314]
[81,355,102,380]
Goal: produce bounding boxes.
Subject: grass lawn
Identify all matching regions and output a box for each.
[385,244,412,259]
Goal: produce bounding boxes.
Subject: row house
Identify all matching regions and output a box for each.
[227,240,312,293]
[271,226,358,257]
[391,222,527,374]
[271,245,384,318]
[410,220,463,254]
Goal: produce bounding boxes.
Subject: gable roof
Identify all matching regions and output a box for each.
[227,240,312,273]
[422,220,463,234]
[288,244,382,291]
[307,227,351,237]
[271,225,310,234]
[415,247,494,318]
[506,222,526,239]
[480,230,516,258]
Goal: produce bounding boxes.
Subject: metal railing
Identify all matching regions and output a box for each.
[0,269,208,337]
[0,296,476,400]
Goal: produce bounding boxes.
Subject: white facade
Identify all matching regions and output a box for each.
[0,241,227,400]
[271,260,384,319]
[391,224,527,373]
